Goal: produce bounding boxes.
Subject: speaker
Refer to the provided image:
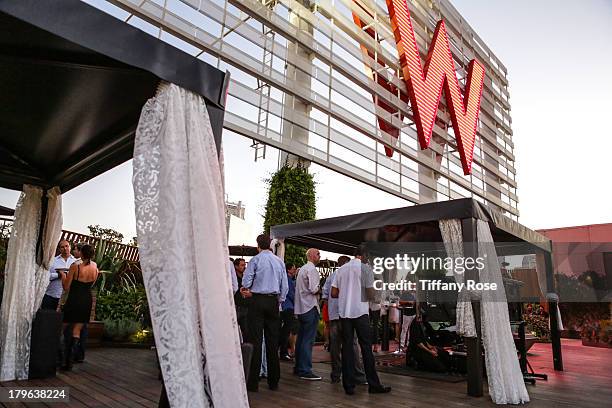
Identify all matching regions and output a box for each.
[29,309,61,379]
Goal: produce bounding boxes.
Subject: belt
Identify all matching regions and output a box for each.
[252,293,278,297]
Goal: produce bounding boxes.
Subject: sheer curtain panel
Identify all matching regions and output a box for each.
[133,83,248,408]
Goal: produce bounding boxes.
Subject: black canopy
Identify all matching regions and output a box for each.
[0,205,14,218]
[0,0,229,192]
[271,198,552,254]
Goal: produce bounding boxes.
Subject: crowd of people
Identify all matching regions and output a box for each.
[40,240,99,371]
[41,234,451,389]
[230,234,391,395]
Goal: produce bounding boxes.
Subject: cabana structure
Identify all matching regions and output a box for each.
[0,1,247,407]
[271,197,563,403]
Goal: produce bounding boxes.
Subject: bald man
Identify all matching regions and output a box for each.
[293,248,322,380]
[42,240,76,311]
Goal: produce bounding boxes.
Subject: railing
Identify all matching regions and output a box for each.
[59,230,139,263]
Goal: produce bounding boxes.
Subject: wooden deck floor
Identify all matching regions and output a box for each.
[1,339,611,407]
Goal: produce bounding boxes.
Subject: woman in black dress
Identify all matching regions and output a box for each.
[61,244,99,370]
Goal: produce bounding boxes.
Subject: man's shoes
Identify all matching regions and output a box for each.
[280,355,292,361]
[344,388,355,395]
[299,373,322,381]
[357,380,368,385]
[368,385,392,394]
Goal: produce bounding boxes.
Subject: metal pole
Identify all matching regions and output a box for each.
[544,250,563,371]
[461,217,483,397]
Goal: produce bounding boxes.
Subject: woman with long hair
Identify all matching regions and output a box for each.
[61,244,99,370]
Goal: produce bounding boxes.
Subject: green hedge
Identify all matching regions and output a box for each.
[96,285,149,323]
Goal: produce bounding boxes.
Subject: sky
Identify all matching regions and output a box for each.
[1,0,611,245]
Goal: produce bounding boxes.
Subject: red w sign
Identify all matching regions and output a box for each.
[353,0,486,175]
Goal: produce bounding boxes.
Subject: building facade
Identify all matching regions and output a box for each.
[100,0,519,219]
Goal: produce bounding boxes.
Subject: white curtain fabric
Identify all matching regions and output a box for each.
[439,219,476,337]
[0,185,63,381]
[271,238,285,260]
[536,253,565,331]
[33,187,63,312]
[476,220,529,404]
[133,83,248,408]
[0,185,42,381]
[439,219,529,404]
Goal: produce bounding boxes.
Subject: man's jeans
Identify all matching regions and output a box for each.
[295,306,319,376]
[329,319,366,382]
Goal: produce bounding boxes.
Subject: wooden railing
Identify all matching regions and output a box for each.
[59,230,139,262]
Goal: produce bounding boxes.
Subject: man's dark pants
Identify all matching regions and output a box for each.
[340,314,383,392]
[329,319,366,382]
[237,306,249,340]
[294,307,319,376]
[279,308,296,357]
[41,294,59,311]
[246,294,281,391]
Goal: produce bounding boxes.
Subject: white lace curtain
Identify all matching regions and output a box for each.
[133,83,248,408]
[439,219,476,337]
[439,218,529,405]
[0,186,63,381]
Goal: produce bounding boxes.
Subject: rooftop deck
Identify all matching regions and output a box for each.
[1,339,610,407]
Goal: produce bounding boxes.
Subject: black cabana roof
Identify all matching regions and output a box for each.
[0,205,14,218]
[0,0,229,192]
[271,198,551,254]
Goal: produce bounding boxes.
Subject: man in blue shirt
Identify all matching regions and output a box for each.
[279,263,297,361]
[240,234,288,392]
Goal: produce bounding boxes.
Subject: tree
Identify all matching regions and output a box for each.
[88,224,124,243]
[263,164,316,267]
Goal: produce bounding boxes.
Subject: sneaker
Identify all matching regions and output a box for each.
[299,373,322,381]
[368,385,391,394]
[280,355,293,361]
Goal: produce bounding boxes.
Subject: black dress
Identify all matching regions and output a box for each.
[63,264,95,323]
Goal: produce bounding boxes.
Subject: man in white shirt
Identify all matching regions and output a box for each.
[293,248,322,381]
[322,255,366,384]
[42,240,76,311]
[332,245,391,395]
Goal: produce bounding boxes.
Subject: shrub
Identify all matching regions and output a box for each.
[524,313,550,340]
[96,285,149,323]
[103,319,141,341]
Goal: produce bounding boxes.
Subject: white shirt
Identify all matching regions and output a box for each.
[332,258,373,319]
[294,261,320,315]
[322,270,339,320]
[46,254,76,299]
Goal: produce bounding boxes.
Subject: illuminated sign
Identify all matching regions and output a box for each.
[353,0,486,175]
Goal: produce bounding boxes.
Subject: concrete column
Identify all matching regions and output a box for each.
[279,0,313,168]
